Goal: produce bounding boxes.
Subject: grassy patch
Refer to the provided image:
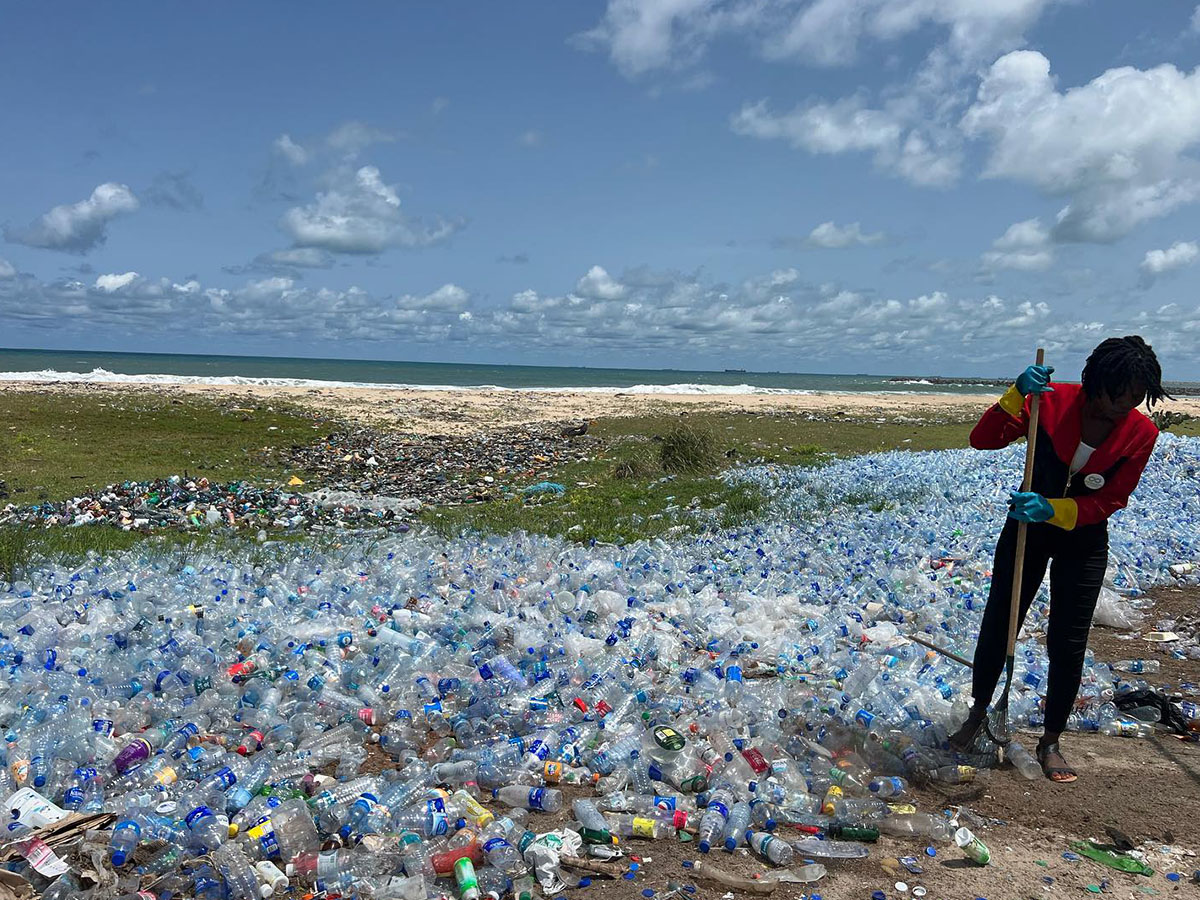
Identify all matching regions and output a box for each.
[0,389,328,502]
[424,408,975,543]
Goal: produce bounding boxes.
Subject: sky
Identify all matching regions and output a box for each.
[3,1,1200,379]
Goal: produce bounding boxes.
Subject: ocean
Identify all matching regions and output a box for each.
[1,348,1197,396]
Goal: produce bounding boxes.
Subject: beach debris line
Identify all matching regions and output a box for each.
[0,422,596,532]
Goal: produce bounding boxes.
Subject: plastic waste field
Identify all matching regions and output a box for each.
[0,436,1197,898]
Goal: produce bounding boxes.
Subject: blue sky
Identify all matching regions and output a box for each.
[3,1,1200,379]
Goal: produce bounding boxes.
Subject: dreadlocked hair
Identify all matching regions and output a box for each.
[1081,335,1172,410]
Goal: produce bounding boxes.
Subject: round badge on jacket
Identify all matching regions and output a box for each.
[1084,473,1105,490]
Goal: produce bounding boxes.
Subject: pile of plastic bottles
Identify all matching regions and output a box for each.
[0,436,1195,898]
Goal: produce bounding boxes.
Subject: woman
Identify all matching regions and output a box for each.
[949,336,1168,782]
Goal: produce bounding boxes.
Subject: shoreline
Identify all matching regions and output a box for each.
[5,379,1200,435]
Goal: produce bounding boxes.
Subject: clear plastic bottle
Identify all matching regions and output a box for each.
[747,830,794,866]
[491,786,562,812]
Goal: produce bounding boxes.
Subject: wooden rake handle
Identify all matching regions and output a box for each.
[1007,347,1045,657]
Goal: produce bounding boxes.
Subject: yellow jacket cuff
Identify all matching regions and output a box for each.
[997,384,1025,418]
[1047,498,1078,531]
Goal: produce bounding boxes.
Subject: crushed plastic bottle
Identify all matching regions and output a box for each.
[0,433,1193,897]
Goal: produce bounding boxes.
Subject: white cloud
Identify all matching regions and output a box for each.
[432,96,450,114]
[580,0,1056,76]
[519,130,543,148]
[806,221,885,248]
[575,265,627,300]
[732,97,960,187]
[4,183,139,253]
[1141,241,1199,281]
[574,0,724,78]
[280,165,461,255]
[963,51,1200,242]
[94,272,140,292]
[144,171,203,211]
[274,134,309,166]
[981,218,1053,271]
[5,263,1200,363]
[0,259,14,279]
[1192,4,1200,33]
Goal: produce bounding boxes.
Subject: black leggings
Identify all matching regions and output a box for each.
[971,518,1108,734]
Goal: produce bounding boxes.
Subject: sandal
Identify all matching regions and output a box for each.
[1036,741,1078,783]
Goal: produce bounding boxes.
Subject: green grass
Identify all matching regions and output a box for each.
[0,389,328,502]
[423,409,977,543]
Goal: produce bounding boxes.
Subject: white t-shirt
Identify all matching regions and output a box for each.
[1069,441,1096,476]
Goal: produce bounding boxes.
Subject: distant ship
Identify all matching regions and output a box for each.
[724,368,746,373]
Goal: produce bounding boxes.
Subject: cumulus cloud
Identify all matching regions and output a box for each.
[3,262,1198,363]
[963,51,1200,242]
[806,221,885,248]
[94,272,140,292]
[1141,241,1199,283]
[325,121,395,156]
[5,183,139,253]
[981,218,1053,271]
[575,265,627,300]
[144,171,204,211]
[280,165,461,255]
[0,259,14,279]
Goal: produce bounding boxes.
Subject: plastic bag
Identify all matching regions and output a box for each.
[1092,586,1144,630]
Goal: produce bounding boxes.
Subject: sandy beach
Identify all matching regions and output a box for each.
[7,380,1199,435]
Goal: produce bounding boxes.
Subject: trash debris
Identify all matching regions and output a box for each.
[1069,841,1155,876]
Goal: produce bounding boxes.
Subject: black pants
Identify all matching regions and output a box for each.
[971,518,1108,734]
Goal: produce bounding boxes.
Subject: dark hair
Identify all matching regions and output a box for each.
[1081,335,1171,409]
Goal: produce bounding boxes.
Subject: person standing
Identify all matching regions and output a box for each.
[949,336,1168,782]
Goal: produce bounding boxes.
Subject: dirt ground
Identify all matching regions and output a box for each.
[357,584,1200,900]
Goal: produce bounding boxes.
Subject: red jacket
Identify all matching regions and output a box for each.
[970,382,1158,530]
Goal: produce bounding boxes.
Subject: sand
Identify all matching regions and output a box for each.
[6,380,1200,435]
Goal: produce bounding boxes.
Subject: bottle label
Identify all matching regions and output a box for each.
[726,665,743,683]
[192,676,212,696]
[542,761,563,783]
[741,748,769,774]
[92,719,114,735]
[6,789,67,831]
[631,817,656,838]
[855,709,875,728]
[453,857,478,889]
[528,788,546,810]
[483,837,511,853]
[652,795,676,811]
[651,725,685,753]
[248,816,281,860]
[185,806,213,829]
[152,767,177,787]
[427,811,449,836]
[17,838,69,878]
[357,708,377,725]
[214,767,237,788]
[706,801,728,819]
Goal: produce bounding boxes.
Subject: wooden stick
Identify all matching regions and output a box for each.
[908,632,974,668]
[1006,349,1044,663]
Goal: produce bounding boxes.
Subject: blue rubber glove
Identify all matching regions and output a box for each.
[1008,491,1053,523]
[1015,364,1054,396]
